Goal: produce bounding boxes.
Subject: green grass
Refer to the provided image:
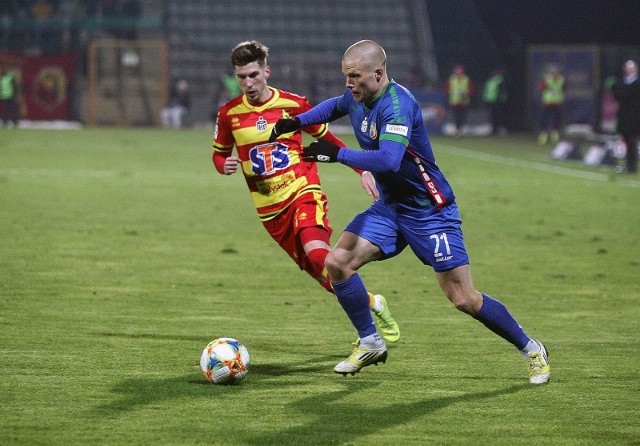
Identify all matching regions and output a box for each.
[1,128,638,445]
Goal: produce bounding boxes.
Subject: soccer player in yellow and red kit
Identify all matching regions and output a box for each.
[212,40,400,343]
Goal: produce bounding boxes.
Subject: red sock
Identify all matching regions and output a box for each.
[299,226,333,293]
[305,247,333,293]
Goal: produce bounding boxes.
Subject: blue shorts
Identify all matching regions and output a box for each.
[344,201,469,272]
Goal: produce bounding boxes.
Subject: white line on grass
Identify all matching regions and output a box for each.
[437,144,640,188]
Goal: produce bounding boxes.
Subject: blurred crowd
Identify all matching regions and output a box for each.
[0,0,141,57]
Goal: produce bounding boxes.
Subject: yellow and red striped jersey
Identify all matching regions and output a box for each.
[213,87,331,221]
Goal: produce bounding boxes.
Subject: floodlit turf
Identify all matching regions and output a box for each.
[1,127,638,445]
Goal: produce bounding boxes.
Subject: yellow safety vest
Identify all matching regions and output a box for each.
[0,73,16,100]
[483,74,505,103]
[448,75,470,106]
[542,74,565,105]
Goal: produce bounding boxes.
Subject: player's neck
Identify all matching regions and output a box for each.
[365,79,390,107]
[252,86,274,106]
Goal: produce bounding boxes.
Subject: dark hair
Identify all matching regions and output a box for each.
[231,41,269,67]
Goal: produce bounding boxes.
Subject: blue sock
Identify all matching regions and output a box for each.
[333,274,377,338]
[473,294,530,349]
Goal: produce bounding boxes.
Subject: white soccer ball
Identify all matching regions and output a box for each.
[200,337,251,385]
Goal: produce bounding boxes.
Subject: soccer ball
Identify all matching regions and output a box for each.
[200,337,250,385]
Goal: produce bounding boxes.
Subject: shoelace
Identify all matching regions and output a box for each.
[528,353,544,371]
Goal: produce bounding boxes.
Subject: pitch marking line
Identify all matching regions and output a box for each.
[437,144,640,188]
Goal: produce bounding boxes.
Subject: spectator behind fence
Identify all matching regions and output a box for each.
[0,65,21,128]
[161,79,191,128]
[483,68,508,135]
[445,64,473,138]
[538,64,566,145]
[612,60,640,174]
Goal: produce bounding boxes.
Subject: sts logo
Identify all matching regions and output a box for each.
[249,142,290,175]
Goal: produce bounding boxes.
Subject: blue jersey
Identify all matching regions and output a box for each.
[298,81,455,213]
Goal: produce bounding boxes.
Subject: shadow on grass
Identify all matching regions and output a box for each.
[94,356,340,413]
[251,356,342,376]
[243,381,531,445]
[94,356,529,445]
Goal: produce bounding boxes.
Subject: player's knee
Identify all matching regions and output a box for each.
[451,297,474,314]
[447,290,481,315]
[325,250,356,282]
[324,250,341,276]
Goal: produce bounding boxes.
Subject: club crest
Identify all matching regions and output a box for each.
[369,122,377,139]
[256,116,268,132]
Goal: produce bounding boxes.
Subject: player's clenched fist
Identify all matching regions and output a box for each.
[268,117,301,142]
[301,140,340,163]
[223,156,240,175]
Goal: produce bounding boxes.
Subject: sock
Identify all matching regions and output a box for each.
[359,332,383,349]
[519,339,541,359]
[473,294,530,350]
[333,274,377,339]
[305,247,333,293]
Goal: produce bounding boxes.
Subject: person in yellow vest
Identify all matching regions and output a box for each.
[538,65,566,144]
[483,68,508,135]
[446,64,474,137]
[0,66,20,128]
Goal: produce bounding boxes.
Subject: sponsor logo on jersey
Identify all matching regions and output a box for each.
[385,124,408,136]
[361,116,368,133]
[435,255,454,263]
[255,171,296,195]
[410,152,446,209]
[249,142,291,175]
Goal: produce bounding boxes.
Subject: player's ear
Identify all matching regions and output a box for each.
[264,66,271,79]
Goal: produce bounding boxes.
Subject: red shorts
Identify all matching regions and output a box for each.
[262,191,332,270]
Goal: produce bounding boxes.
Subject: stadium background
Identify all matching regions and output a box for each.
[1,0,639,131]
[2,4,640,443]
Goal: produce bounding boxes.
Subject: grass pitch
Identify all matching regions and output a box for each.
[1,127,638,445]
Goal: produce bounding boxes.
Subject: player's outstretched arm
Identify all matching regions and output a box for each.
[304,138,405,173]
[270,96,345,143]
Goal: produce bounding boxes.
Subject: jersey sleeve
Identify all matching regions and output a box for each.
[211,106,237,174]
[212,107,235,154]
[297,96,346,127]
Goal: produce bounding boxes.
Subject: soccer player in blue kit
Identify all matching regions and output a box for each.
[270,40,550,384]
